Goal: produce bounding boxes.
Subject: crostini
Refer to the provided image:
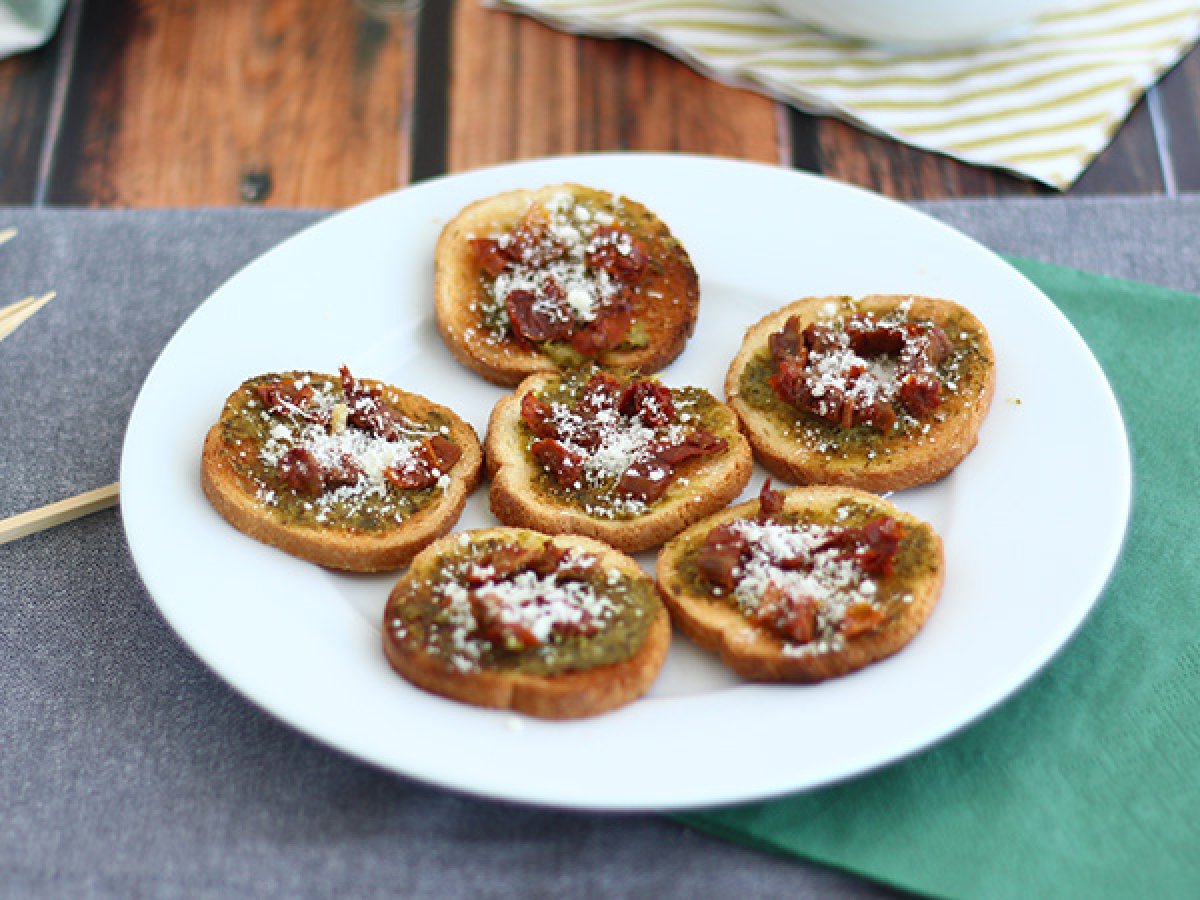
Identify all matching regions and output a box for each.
[435,183,699,386]
[486,369,754,553]
[726,294,995,492]
[383,527,670,719]
[201,367,482,572]
[656,482,944,682]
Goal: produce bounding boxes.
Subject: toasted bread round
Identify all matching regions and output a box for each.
[435,183,699,386]
[726,294,995,492]
[656,485,944,682]
[485,370,754,554]
[383,528,670,719]
[201,370,482,572]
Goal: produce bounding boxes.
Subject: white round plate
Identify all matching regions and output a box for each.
[121,155,1130,811]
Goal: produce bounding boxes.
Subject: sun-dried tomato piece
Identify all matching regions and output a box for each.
[754,584,818,644]
[470,590,542,650]
[505,288,575,343]
[756,479,786,524]
[568,302,633,356]
[428,435,462,471]
[383,443,436,490]
[470,237,515,278]
[697,523,750,593]
[802,322,844,355]
[617,380,676,427]
[770,348,898,431]
[846,319,909,356]
[897,372,942,417]
[279,447,325,496]
[767,358,813,411]
[525,541,567,577]
[905,324,952,370]
[585,226,648,283]
[339,365,413,440]
[615,430,727,503]
[652,429,727,466]
[340,365,378,406]
[856,516,905,576]
[531,439,586,489]
[577,371,623,415]
[840,602,887,638]
[256,379,329,425]
[324,453,364,489]
[768,316,806,364]
[387,436,461,491]
[614,466,672,504]
[470,544,542,584]
[519,392,560,441]
[384,462,436,490]
[256,380,313,411]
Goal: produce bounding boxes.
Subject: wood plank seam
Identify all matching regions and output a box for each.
[774,102,791,168]
[33,0,85,206]
[1146,86,1178,197]
[411,0,454,182]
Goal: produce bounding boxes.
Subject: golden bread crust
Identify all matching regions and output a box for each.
[201,374,483,572]
[725,294,995,492]
[484,372,754,554]
[382,528,670,719]
[434,183,699,387]
[656,486,944,682]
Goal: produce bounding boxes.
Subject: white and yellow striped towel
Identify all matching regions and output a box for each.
[486,0,1200,189]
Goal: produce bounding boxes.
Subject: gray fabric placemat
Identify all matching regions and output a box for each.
[1,197,1196,898]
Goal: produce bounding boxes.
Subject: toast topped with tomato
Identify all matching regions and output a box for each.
[485,369,753,553]
[726,294,995,492]
[656,482,944,682]
[435,183,699,386]
[383,527,670,719]
[201,367,482,572]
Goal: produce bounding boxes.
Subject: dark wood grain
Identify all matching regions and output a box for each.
[800,118,1046,200]
[1158,44,1200,193]
[1072,95,1165,195]
[789,86,1169,198]
[447,2,781,174]
[1,0,1193,206]
[47,0,418,207]
[411,0,453,182]
[0,36,63,204]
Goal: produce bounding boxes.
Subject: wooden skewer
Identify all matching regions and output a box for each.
[0,291,54,341]
[0,482,121,546]
[1,295,41,322]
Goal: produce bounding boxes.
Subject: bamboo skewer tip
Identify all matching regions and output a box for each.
[0,482,121,547]
[0,292,55,342]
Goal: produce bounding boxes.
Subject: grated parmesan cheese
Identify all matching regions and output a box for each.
[250,379,447,520]
[480,194,631,334]
[725,518,882,653]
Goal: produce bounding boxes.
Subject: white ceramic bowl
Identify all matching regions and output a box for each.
[769,0,1063,48]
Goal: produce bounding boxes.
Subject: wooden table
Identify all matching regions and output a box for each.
[2,0,1198,207]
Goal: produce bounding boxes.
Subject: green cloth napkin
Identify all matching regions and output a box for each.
[680,258,1200,899]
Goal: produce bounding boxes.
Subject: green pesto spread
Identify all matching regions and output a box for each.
[218,371,452,534]
[386,533,659,676]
